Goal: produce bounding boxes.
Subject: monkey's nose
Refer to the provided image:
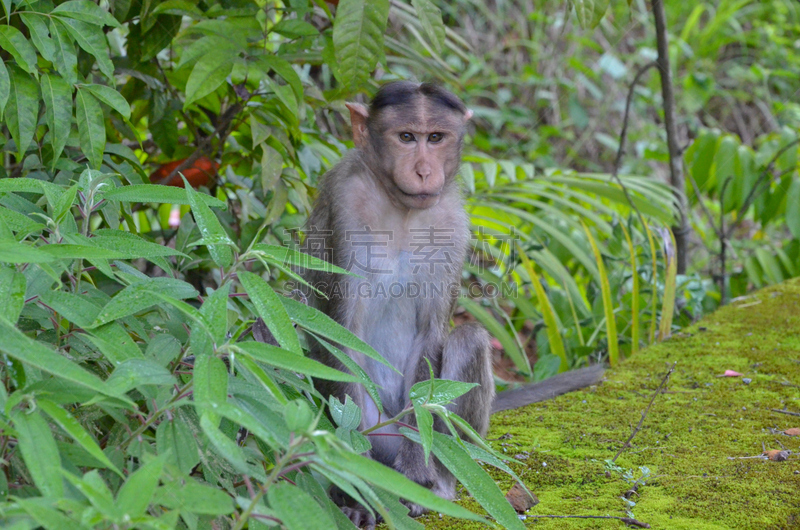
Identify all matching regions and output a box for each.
[415,163,431,182]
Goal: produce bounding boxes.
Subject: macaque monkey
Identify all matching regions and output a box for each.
[300,81,603,527]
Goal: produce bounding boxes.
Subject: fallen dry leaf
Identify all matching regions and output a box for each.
[506,482,539,513]
[763,449,790,461]
[784,428,800,436]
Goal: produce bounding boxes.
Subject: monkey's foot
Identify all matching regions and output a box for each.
[400,500,429,518]
[340,506,377,529]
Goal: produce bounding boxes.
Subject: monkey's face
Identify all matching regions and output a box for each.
[367,103,466,210]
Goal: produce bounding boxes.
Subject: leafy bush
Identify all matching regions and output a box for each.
[0,172,546,528]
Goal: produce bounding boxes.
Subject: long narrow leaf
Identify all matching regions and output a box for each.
[517,245,568,372]
[583,224,619,367]
[620,222,640,354]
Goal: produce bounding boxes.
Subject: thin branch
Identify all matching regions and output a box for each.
[770,408,800,417]
[612,362,677,463]
[610,60,657,240]
[718,177,733,305]
[525,515,650,528]
[613,61,657,178]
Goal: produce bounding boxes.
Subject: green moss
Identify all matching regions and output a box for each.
[422,279,800,529]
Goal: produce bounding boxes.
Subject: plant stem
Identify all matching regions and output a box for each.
[651,0,690,275]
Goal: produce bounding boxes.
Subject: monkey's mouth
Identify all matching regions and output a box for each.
[401,190,441,201]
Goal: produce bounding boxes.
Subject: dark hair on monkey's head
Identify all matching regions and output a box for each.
[369,81,467,115]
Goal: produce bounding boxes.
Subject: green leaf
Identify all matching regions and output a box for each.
[199,413,266,480]
[52,0,121,27]
[412,402,434,465]
[324,450,484,523]
[785,177,800,239]
[0,206,45,237]
[239,271,302,355]
[154,479,235,515]
[104,184,227,208]
[92,277,198,326]
[332,0,390,93]
[267,482,336,530]
[251,244,352,275]
[6,66,39,161]
[372,488,425,530]
[260,144,283,191]
[234,342,359,382]
[280,297,391,369]
[151,0,204,17]
[255,55,303,102]
[411,0,445,53]
[93,230,190,258]
[50,19,78,84]
[0,60,9,119]
[81,84,130,118]
[200,282,231,343]
[0,241,55,263]
[685,128,718,193]
[0,318,117,398]
[185,180,234,267]
[116,455,165,519]
[106,359,176,394]
[272,18,319,38]
[409,379,478,406]
[153,293,215,339]
[52,184,78,222]
[20,13,55,62]
[41,74,73,169]
[16,498,91,530]
[518,247,568,371]
[38,244,136,260]
[316,337,382,412]
[329,394,361,431]
[0,267,25,323]
[184,49,233,109]
[37,399,122,476]
[0,177,62,195]
[156,416,200,475]
[428,431,526,530]
[0,26,38,74]
[583,224,619,366]
[76,88,106,170]
[711,135,738,197]
[570,0,610,29]
[193,353,228,413]
[62,470,118,518]
[61,19,115,80]
[11,409,64,498]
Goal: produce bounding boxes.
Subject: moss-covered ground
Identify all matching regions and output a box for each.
[422,279,800,529]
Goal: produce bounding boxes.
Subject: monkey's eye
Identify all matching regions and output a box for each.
[399,132,415,143]
[428,133,444,143]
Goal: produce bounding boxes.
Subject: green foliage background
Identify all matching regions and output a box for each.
[0,0,797,528]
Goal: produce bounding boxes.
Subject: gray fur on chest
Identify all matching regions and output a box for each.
[358,250,451,413]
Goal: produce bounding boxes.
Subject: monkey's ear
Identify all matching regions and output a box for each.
[346,102,369,148]
[464,108,474,121]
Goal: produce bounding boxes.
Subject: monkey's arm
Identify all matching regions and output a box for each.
[491,365,605,413]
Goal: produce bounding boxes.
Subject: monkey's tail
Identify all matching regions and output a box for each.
[491,365,605,414]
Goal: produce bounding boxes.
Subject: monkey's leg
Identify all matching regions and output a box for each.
[395,323,494,515]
